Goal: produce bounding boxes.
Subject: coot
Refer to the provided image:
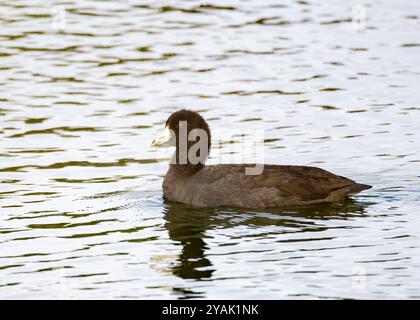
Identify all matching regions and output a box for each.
[151,109,371,208]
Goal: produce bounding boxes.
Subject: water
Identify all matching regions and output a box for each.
[1,0,420,299]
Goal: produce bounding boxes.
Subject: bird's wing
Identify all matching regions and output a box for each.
[198,164,355,201]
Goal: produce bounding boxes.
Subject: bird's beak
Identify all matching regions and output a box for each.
[151,126,173,147]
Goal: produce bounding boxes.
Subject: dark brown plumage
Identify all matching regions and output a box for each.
[152,109,372,208]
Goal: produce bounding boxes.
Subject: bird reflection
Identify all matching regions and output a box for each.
[162,199,371,281]
[163,202,214,279]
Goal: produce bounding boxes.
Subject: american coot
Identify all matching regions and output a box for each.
[151,109,372,208]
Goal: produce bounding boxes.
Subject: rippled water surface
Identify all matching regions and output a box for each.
[1,0,420,299]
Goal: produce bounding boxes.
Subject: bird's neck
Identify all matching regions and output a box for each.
[169,163,204,177]
[169,145,207,177]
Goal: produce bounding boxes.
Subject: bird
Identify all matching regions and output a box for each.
[151,109,372,209]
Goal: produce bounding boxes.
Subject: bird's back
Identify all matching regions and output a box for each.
[163,164,371,208]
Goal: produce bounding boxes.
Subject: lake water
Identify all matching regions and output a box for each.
[1,0,419,299]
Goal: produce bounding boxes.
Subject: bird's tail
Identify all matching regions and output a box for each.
[325,183,372,202]
[350,183,372,195]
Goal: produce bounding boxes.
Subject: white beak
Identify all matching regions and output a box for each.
[151,126,174,147]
